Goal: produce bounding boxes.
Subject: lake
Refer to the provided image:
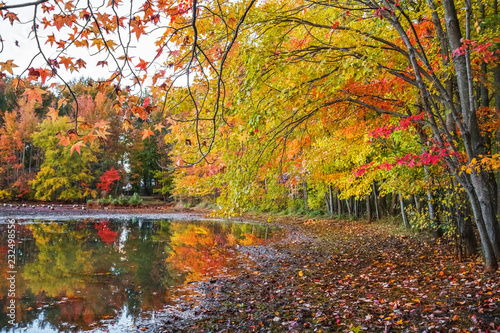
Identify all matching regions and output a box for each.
[0,217,280,332]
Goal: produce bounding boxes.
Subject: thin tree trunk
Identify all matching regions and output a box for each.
[372,182,380,220]
[399,192,410,229]
[303,180,308,211]
[413,195,421,212]
[345,198,351,215]
[329,185,334,216]
[390,192,397,216]
[366,194,372,221]
[337,190,342,215]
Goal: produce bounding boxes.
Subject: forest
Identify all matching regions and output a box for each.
[0,0,500,275]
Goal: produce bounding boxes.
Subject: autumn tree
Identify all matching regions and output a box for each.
[31,116,99,200]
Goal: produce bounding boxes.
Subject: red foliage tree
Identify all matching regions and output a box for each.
[96,168,120,192]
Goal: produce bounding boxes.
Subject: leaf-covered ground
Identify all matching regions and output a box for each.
[149,218,500,332]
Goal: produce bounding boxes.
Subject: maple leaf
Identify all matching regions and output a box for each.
[66,129,79,140]
[136,58,149,71]
[23,86,46,104]
[104,40,118,50]
[154,123,165,132]
[82,131,98,144]
[53,14,66,30]
[56,39,66,49]
[75,58,87,69]
[57,98,67,109]
[122,119,134,131]
[94,120,110,129]
[5,12,20,25]
[46,34,56,46]
[0,60,18,74]
[59,56,74,69]
[97,60,108,67]
[133,105,148,120]
[96,127,111,139]
[47,107,59,122]
[65,1,75,11]
[58,135,70,146]
[141,128,155,140]
[130,19,146,40]
[70,141,85,155]
[91,38,105,50]
[37,69,50,84]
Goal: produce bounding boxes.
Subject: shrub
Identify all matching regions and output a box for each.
[128,193,143,206]
[118,194,128,205]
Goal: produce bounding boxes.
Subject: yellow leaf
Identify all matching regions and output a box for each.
[47,107,59,122]
[0,60,18,75]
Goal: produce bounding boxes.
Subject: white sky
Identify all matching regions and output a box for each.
[0,1,177,90]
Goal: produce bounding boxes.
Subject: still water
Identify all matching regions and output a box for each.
[0,217,280,332]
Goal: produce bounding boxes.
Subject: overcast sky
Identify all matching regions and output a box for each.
[0,1,170,89]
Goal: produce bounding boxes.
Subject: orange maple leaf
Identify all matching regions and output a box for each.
[46,34,56,46]
[65,1,75,11]
[78,122,93,130]
[94,120,110,128]
[59,56,74,69]
[154,123,165,132]
[38,69,50,84]
[141,128,155,140]
[130,19,146,40]
[82,131,98,144]
[57,135,70,146]
[5,12,20,25]
[57,98,67,109]
[96,128,111,139]
[136,58,149,71]
[70,141,85,155]
[23,87,46,104]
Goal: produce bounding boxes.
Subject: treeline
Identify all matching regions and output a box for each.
[0,78,172,201]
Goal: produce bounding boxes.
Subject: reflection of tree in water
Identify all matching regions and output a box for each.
[0,219,278,332]
[1,219,179,331]
[166,221,274,283]
[0,224,38,328]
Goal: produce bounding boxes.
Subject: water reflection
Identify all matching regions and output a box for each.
[0,218,279,332]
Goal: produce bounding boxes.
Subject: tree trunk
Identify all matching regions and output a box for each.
[372,181,380,220]
[303,180,308,211]
[399,192,410,229]
[329,185,334,216]
[337,190,342,215]
[345,198,351,215]
[366,194,372,221]
[390,192,397,216]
